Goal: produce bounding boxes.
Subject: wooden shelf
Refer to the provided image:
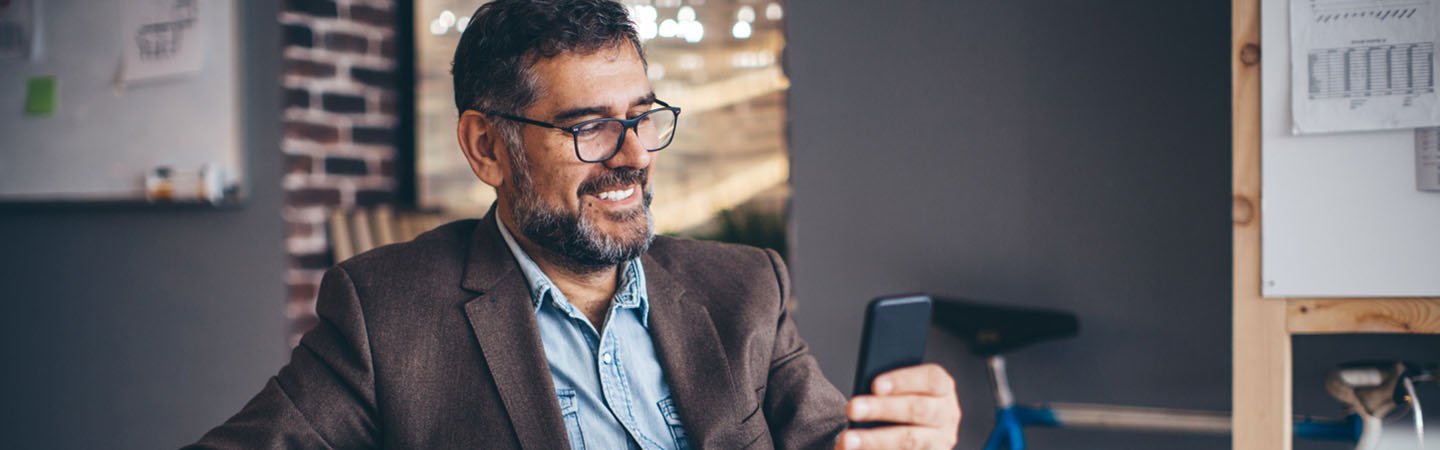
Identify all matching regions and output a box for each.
[1287,298,1440,334]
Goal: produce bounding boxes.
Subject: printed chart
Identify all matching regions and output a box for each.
[1290,0,1440,133]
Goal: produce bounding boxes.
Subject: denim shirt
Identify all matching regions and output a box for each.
[497,218,690,450]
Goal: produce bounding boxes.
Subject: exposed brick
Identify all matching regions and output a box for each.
[285,154,313,175]
[288,282,318,302]
[287,0,338,17]
[284,23,313,48]
[350,66,393,88]
[355,189,395,206]
[284,88,310,109]
[379,92,396,115]
[286,59,336,78]
[286,221,314,238]
[286,187,341,206]
[324,32,369,54]
[293,252,333,270]
[290,315,319,338]
[286,121,340,143]
[324,156,369,175]
[349,4,394,27]
[352,126,394,145]
[321,93,367,114]
[380,38,396,58]
[282,0,402,345]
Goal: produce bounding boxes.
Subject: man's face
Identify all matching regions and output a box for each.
[498,44,658,271]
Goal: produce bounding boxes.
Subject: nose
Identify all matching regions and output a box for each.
[603,126,653,169]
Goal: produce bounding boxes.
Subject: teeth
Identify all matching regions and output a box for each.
[597,187,636,201]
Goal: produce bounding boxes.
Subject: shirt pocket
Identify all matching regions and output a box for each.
[656,395,691,450]
[557,388,586,450]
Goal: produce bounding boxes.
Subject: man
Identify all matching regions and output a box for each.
[188,1,959,448]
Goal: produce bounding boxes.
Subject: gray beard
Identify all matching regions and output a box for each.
[507,178,655,274]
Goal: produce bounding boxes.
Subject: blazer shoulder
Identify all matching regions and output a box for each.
[647,235,781,275]
[646,236,789,315]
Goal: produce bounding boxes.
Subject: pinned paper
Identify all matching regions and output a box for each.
[1419,127,1440,191]
[1289,0,1440,134]
[121,0,207,83]
[24,76,56,116]
[0,0,36,61]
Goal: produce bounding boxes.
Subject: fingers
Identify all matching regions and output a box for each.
[848,394,961,428]
[837,364,962,450]
[871,363,955,396]
[834,426,957,450]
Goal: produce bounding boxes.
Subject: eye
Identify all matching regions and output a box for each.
[573,120,607,136]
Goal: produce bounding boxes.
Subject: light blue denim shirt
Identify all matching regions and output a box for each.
[497,218,689,450]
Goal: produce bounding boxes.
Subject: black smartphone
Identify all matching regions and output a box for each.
[850,294,932,428]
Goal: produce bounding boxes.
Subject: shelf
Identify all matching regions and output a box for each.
[1287,298,1440,334]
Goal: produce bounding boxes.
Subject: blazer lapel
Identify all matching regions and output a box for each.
[460,211,568,450]
[644,254,749,448]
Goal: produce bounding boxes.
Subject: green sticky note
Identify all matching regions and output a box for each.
[25,76,57,116]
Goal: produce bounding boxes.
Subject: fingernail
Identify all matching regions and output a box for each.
[843,432,861,449]
[876,378,892,394]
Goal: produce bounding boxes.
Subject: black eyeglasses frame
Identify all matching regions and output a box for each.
[480,100,681,163]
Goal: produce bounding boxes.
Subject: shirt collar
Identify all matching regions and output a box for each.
[496,214,650,326]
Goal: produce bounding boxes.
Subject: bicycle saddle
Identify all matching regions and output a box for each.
[930,296,1079,356]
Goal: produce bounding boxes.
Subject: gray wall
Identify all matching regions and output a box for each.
[786,2,1434,449]
[0,2,286,449]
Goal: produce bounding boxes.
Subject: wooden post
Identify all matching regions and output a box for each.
[1232,0,1293,449]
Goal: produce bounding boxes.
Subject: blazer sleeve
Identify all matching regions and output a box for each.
[183,265,380,450]
[760,249,849,450]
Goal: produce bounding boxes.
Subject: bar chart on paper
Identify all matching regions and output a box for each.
[1307,42,1433,99]
[1290,0,1440,133]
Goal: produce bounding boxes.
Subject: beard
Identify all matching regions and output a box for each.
[506,165,656,273]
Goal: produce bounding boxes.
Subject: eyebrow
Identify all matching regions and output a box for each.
[550,92,658,124]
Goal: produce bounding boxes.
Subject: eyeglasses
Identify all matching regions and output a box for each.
[482,100,681,163]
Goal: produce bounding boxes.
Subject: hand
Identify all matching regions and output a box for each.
[836,363,961,450]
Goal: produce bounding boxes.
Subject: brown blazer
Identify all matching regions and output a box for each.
[185,212,847,449]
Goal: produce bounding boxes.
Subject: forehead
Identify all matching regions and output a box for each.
[526,45,651,116]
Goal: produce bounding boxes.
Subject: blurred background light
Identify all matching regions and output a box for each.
[732,21,751,39]
[737,5,755,23]
[765,3,783,20]
[682,20,703,43]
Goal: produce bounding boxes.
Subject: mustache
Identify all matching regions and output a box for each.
[577,167,648,196]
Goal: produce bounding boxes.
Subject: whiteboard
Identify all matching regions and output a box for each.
[0,0,242,203]
[1261,0,1440,296]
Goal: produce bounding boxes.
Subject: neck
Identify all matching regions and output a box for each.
[498,211,620,324]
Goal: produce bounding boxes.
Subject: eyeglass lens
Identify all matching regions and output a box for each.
[575,109,677,162]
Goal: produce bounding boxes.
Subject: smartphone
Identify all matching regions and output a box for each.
[850,294,933,428]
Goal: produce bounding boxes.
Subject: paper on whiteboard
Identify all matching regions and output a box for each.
[1290,0,1440,134]
[121,0,206,83]
[0,0,37,60]
[1419,127,1440,190]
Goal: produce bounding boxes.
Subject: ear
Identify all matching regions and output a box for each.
[457,110,510,188]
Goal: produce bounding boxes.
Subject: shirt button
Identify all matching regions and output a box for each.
[600,352,613,364]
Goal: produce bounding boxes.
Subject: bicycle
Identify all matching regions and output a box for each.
[927,297,1437,450]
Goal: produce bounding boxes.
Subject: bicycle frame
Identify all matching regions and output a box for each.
[982,356,1361,450]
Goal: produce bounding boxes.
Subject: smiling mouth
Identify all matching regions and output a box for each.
[595,187,636,201]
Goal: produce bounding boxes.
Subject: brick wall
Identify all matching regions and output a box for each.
[280,0,401,344]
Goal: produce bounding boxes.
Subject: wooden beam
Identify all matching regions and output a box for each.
[1232,0,1292,449]
[1288,298,1440,334]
